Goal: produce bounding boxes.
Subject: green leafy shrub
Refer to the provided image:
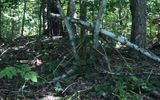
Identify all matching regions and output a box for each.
[0,66,17,79]
[0,64,38,82]
[94,76,153,99]
[54,82,63,92]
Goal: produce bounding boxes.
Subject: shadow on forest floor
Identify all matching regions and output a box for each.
[0,36,160,100]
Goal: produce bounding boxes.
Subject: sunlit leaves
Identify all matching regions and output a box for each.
[24,71,38,82]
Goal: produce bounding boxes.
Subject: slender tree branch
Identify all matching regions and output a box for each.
[56,0,79,60]
[94,0,106,48]
[50,13,160,62]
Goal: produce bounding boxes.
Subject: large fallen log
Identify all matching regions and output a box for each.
[50,13,160,62]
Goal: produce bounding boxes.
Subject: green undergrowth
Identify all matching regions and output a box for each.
[0,64,38,83]
[0,36,159,99]
[0,58,159,99]
[94,76,156,100]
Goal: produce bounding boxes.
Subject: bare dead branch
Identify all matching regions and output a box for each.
[56,0,79,60]
[50,13,160,62]
[93,0,106,48]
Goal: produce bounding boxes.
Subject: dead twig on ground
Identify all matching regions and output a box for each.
[101,70,160,76]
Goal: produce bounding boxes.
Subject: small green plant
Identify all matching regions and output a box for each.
[94,76,153,100]
[95,83,108,96]
[54,82,63,92]
[0,64,38,82]
[73,59,88,66]
[0,66,17,79]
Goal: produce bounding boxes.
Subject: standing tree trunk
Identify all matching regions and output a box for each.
[39,0,42,35]
[79,0,87,59]
[43,0,63,36]
[67,0,76,34]
[79,0,87,37]
[93,0,106,48]
[11,4,16,38]
[0,0,2,39]
[21,0,27,36]
[56,0,79,60]
[130,0,147,48]
[42,0,48,35]
[118,7,123,26]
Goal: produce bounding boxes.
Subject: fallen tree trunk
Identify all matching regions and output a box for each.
[50,13,160,62]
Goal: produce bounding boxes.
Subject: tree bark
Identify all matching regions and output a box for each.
[42,0,63,36]
[0,0,2,39]
[79,0,87,37]
[39,0,42,35]
[42,0,49,36]
[56,0,79,60]
[67,0,76,34]
[79,0,87,59]
[11,4,16,38]
[130,0,147,48]
[21,0,27,36]
[93,0,106,48]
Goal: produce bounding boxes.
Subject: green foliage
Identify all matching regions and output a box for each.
[73,59,94,76]
[1,0,158,40]
[94,76,153,99]
[129,76,151,92]
[1,0,41,39]
[0,64,38,83]
[23,71,38,82]
[45,60,60,72]
[0,0,159,99]
[73,59,88,66]
[73,59,93,66]
[54,82,63,92]
[95,83,108,96]
[0,66,17,79]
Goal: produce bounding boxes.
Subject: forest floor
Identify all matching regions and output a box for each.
[0,35,160,100]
